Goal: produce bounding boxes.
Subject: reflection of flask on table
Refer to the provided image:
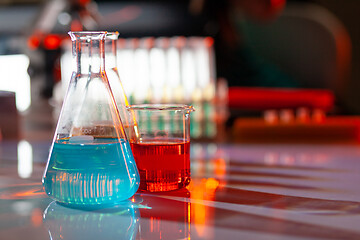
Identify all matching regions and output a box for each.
[42,31,140,208]
[43,201,139,240]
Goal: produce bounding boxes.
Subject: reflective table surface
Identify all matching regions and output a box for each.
[1,140,360,239]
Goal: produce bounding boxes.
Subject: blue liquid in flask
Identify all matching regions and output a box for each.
[43,137,140,208]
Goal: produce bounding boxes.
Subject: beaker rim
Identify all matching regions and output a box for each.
[128,104,194,112]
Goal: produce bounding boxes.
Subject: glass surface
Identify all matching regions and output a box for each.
[128,104,194,192]
[42,31,140,208]
[2,140,360,239]
[105,32,135,139]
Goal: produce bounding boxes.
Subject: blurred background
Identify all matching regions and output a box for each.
[0,0,359,142]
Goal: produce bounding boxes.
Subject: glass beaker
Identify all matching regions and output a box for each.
[42,31,140,208]
[105,32,134,139]
[128,104,194,192]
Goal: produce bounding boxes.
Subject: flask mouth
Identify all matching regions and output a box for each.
[68,31,107,41]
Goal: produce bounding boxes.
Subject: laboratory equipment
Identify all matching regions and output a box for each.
[42,31,140,208]
[128,104,194,192]
[105,32,134,139]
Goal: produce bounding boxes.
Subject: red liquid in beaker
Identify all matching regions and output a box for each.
[130,139,191,192]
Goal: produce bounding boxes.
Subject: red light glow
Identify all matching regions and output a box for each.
[27,35,40,50]
[44,35,62,50]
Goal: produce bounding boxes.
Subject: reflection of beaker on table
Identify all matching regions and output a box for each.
[137,189,190,240]
[43,201,140,240]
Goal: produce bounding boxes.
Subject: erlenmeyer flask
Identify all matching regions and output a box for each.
[105,32,133,138]
[42,31,140,208]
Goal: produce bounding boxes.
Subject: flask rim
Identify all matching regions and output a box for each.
[68,31,107,41]
[106,31,120,40]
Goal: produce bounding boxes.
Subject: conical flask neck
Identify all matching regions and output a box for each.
[105,32,119,69]
[69,31,107,75]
